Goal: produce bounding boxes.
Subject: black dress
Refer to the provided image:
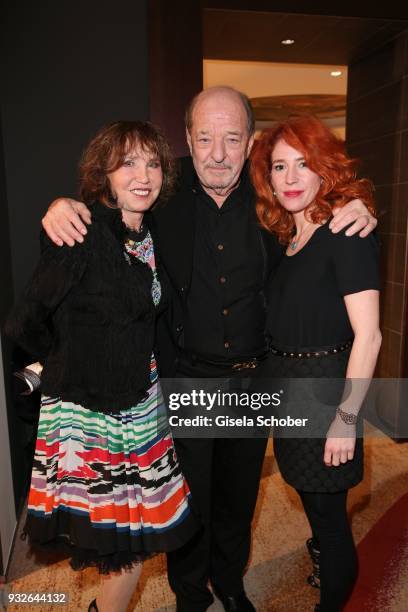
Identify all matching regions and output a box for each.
[261,222,379,493]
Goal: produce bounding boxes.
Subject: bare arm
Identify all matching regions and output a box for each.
[343,291,381,378]
[324,290,381,467]
[329,199,377,237]
[25,362,43,375]
[42,198,92,246]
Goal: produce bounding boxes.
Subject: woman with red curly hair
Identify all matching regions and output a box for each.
[6,121,198,612]
[250,115,381,612]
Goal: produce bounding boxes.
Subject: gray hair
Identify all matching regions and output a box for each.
[184,86,255,136]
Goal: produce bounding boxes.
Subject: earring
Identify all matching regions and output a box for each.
[273,190,277,196]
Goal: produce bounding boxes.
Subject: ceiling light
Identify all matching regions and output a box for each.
[281,39,295,45]
[331,71,342,77]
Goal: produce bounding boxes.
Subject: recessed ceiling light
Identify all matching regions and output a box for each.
[331,71,342,77]
[281,39,295,45]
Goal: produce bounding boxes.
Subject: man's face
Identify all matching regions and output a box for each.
[186,92,254,198]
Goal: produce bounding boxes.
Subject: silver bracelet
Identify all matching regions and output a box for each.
[336,407,358,425]
[13,368,42,395]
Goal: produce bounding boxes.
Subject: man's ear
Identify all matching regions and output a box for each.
[186,128,193,155]
[246,133,255,158]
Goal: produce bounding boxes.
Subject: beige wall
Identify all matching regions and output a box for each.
[204,59,347,96]
[203,60,347,139]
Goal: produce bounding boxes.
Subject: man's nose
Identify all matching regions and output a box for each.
[211,139,226,163]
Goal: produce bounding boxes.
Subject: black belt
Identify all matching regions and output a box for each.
[180,351,269,371]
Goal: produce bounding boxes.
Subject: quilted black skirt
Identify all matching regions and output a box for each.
[257,349,363,493]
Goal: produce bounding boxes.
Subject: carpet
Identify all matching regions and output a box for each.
[4,433,408,611]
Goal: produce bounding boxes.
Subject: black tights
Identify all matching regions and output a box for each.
[298,490,358,612]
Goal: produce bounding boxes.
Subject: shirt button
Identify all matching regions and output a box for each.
[224,341,230,349]
[220,276,226,284]
[217,244,224,251]
[222,308,229,315]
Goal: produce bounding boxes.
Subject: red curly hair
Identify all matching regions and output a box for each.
[250,115,375,244]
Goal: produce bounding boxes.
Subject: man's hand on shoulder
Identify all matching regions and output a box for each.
[42,198,92,247]
[329,199,377,238]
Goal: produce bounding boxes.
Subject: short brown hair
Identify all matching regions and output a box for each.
[79,120,176,207]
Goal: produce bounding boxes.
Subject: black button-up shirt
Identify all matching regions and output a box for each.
[183,173,269,361]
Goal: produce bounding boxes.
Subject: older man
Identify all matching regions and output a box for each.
[42,86,376,612]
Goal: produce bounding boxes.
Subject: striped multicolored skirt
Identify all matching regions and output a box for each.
[23,382,198,573]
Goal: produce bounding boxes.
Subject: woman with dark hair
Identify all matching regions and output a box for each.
[6,121,197,612]
[250,115,381,611]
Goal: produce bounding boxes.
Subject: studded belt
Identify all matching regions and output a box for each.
[269,339,353,359]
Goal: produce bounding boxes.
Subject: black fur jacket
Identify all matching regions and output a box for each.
[5,202,167,412]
